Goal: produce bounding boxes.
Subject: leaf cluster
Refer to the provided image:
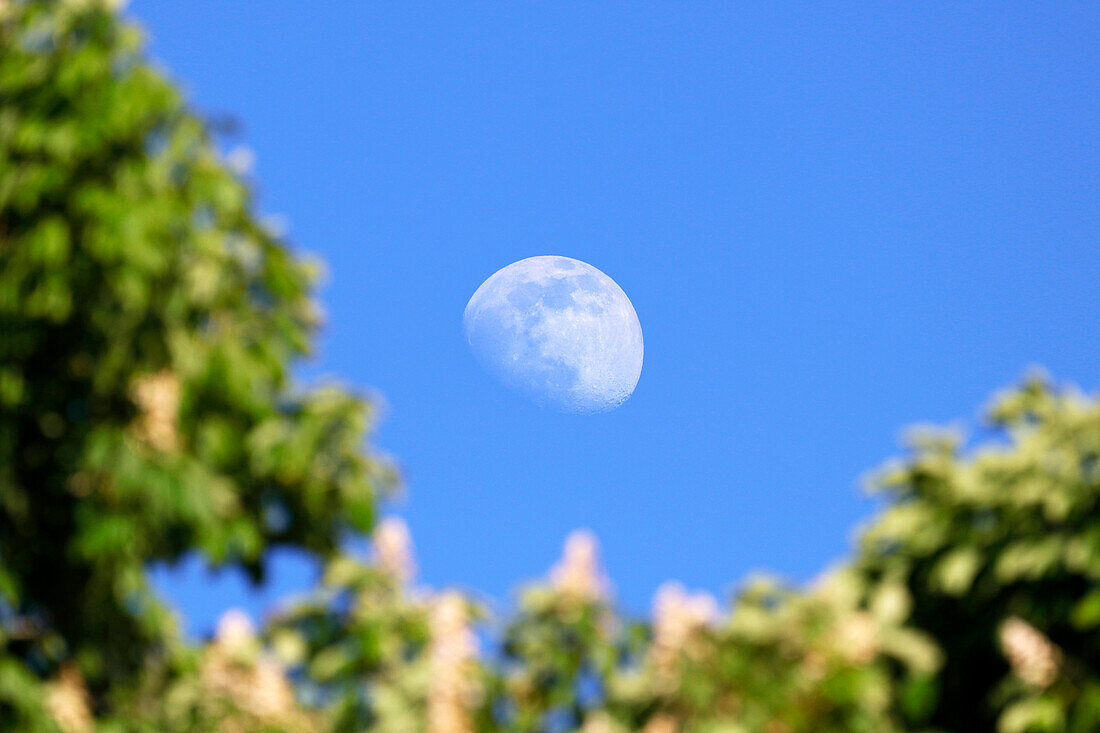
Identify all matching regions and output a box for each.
[1,3,1098,732]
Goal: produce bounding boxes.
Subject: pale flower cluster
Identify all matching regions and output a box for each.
[201,610,316,733]
[833,611,879,665]
[650,582,719,689]
[130,370,181,452]
[580,711,624,733]
[373,516,417,585]
[642,712,680,733]
[550,529,607,602]
[427,592,481,733]
[45,664,94,733]
[1000,616,1061,689]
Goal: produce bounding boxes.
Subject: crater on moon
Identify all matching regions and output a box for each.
[463,256,643,413]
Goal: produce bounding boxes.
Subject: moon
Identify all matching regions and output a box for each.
[463,256,643,413]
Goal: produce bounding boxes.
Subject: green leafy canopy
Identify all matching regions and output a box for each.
[0,0,390,701]
[1,3,1098,733]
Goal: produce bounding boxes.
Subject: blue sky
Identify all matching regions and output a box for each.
[135,2,1100,636]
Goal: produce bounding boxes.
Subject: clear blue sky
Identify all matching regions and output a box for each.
[135,2,1100,636]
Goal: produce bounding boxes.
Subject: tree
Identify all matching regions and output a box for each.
[2,3,1098,732]
[0,0,387,725]
[855,377,1100,731]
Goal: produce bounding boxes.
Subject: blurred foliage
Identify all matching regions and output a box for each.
[1,2,1099,732]
[0,0,388,727]
[854,379,1100,732]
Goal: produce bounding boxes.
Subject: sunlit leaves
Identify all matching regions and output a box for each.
[1,1,387,726]
[2,2,1099,731]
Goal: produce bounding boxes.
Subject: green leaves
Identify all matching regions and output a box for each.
[856,377,1100,732]
[1,1,388,725]
[3,3,1099,732]
[930,546,982,596]
[999,696,1065,733]
[1071,590,1100,631]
